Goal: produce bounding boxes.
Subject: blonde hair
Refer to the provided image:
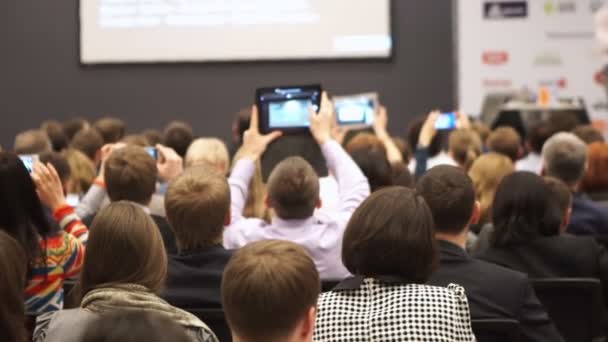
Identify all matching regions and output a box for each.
[449,129,482,171]
[63,148,97,194]
[468,153,514,225]
[185,138,230,175]
[232,149,270,222]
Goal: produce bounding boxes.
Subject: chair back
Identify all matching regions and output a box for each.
[532,278,605,342]
[187,308,232,342]
[471,318,520,342]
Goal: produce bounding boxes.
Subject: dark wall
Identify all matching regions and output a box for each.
[0,0,454,149]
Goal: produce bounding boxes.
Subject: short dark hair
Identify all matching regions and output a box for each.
[267,156,319,220]
[121,134,149,147]
[342,187,437,283]
[62,118,90,141]
[550,110,580,133]
[141,129,163,146]
[94,117,126,144]
[71,128,104,162]
[491,172,562,246]
[81,312,191,342]
[391,162,414,188]
[417,165,476,234]
[487,127,521,162]
[527,122,554,154]
[222,240,320,342]
[572,125,605,145]
[349,147,392,192]
[163,121,193,157]
[41,120,69,152]
[104,146,158,205]
[39,152,71,184]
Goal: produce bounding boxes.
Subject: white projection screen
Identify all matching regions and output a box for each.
[80,0,392,64]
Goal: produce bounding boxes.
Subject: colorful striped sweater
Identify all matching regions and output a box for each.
[25,205,89,315]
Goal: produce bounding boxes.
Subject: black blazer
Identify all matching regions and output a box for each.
[429,240,564,342]
[474,234,608,307]
[162,245,234,309]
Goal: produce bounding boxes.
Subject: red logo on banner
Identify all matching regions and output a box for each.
[595,69,605,86]
[539,77,568,89]
[482,78,513,88]
[482,51,509,65]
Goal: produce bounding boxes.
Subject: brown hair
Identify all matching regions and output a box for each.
[121,134,149,147]
[104,146,158,205]
[94,117,126,144]
[71,128,104,162]
[266,156,319,219]
[222,240,320,342]
[342,187,437,283]
[448,129,482,171]
[163,121,193,158]
[345,133,386,154]
[165,166,230,251]
[63,148,97,194]
[487,127,522,162]
[544,177,572,218]
[141,129,163,146]
[0,230,27,342]
[468,153,514,225]
[80,202,167,296]
[41,120,69,152]
[62,118,90,141]
[572,125,604,145]
[581,142,608,193]
[13,129,52,155]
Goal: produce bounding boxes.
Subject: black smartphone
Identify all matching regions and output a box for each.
[255,84,322,134]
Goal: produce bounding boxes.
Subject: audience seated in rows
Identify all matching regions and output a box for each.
[418,166,563,342]
[33,202,218,342]
[0,230,28,342]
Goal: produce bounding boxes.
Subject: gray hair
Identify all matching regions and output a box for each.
[541,132,587,186]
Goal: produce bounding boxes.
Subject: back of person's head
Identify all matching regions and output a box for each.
[222,240,320,342]
[63,148,96,194]
[487,126,522,162]
[163,121,194,158]
[141,129,164,146]
[185,137,230,175]
[71,128,104,162]
[94,117,126,144]
[41,120,69,152]
[407,116,442,157]
[572,124,605,145]
[266,156,319,220]
[491,172,562,246]
[39,151,72,192]
[62,118,90,142]
[471,121,491,148]
[391,161,414,188]
[342,187,437,283]
[232,107,251,146]
[468,153,514,225]
[527,122,554,154]
[121,134,149,147]
[541,132,587,187]
[81,311,191,342]
[581,142,608,193]
[0,231,27,342]
[80,202,167,296]
[550,110,580,133]
[104,146,158,205]
[345,133,386,154]
[417,166,476,235]
[0,152,52,266]
[165,166,230,251]
[349,147,392,192]
[13,129,52,155]
[544,177,572,230]
[448,129,482,171]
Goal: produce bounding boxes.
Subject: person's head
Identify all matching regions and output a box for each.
[572,125,605,145]
[581,142,608,193]
[486,126,522,162]
[13,129,52,155]
[471,121,491,149]
[62,117,90,142]
[0,152,52,266]
[222,240,319,342]
[163,121,194,158]
[266,156,320,220]
[80,202,167,297]
[0,231,27,342]
[81,311,192,342]
[407,116,442,157]
[391,161,414,188]
[491,172,562,246]
[468,153,514,225]
[41,120,69,152]
[70,128,104,164]
[448,129,482,171]
[527,122,554,154]
[94,117,126,144]
[104,146,158,206]
[39,151,72,195]
[345,133,386,154]
[550,110,580,133]
[348,147,393,192]
[342,187,437,283]
[185,138,230,175]
[417,166,478,237]
[544,177,573,233]
[141,129,164,146]
[541,132,587,188]
[121,134,149,147]
[165,166,230,252]
[63,148,96,194]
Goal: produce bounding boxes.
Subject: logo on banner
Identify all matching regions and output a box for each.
[539,78,568,89]
[533,51,562,66]
[484,1,528,19]
[482,78,513,89]
[544,1,576,15]
[482,51,509,65]
[595,69,606,86]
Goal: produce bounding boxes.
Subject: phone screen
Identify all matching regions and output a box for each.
[145,147,158,160]
[334,95,376,126]
[435,112,457,130]
[19,155,38,173]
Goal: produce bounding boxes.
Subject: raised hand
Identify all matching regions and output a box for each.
[240,105,282,160]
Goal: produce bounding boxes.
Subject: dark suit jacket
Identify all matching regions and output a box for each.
[429,240,563,342]
[568,192,608,235]
[83,213,177,255]
[162,245,234,309]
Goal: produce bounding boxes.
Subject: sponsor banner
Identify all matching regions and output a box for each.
[458,0,608,126]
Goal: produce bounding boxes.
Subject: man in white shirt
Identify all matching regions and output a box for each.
[516,122,553,174]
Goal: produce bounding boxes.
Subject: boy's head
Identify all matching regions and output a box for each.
[104,146,157,206]
[487,126,522,162]
[222,240,320,342]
